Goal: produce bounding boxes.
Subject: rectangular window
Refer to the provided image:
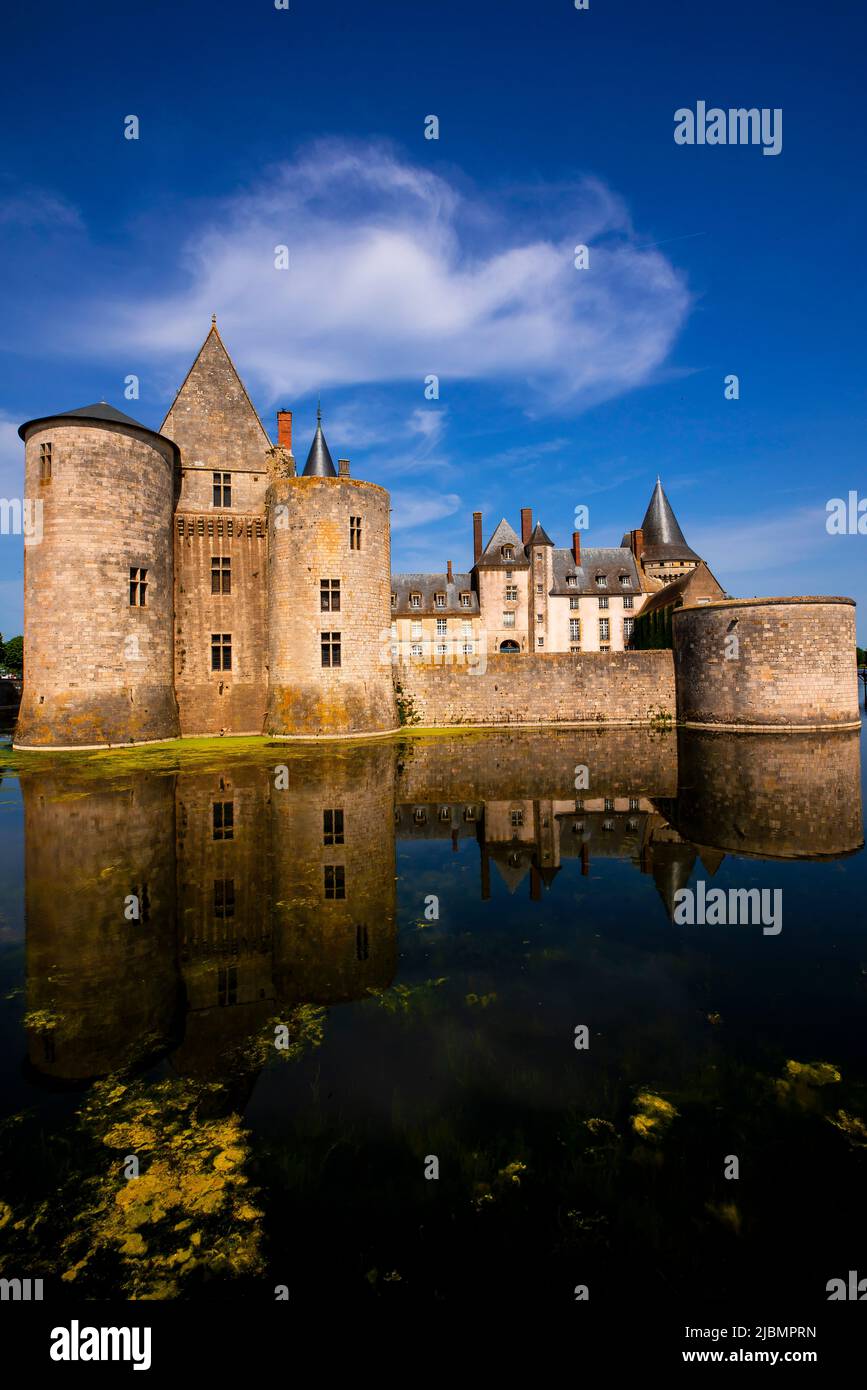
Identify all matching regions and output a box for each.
[320,578,341,612]
[321,631,341,667]
[356,924,369,961]
[599,618,610,641]
[596,575,608,588]
[502,611,515,628]
[569,618,580,640]
[620,575,632,588]
[211,633,232,671]
[624,617,635,640]
[537,637,544,647]
[566,575,577,587]
[462,641,474,655]
[214,878,235,919]
[211,556,231,595]
[39,441,52,481]
[460,592,471,608]
[536,612,543,623]
[604,797,615,812]
[434,593,445,609]
[629,797,640,811]
[217,965,238,1006]
[505,585,518,601]
[536,583,543,594]
[411,621,423,640]
[213,472,231,507]
[462,620,472,637]
[213,801,234,841]
[623,595,634,610]
[323,808,344,845]
[411,642,423,657]
[129,567,148,607]
[569,595,580,610]
[436,618,447,636]
[410,593,421,608]
[324,864,346,900]
[436,642,448,656]
[349,515,362,550]
[598,596,609,610]
[511,809,524,828]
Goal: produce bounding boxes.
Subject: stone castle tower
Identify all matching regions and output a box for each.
[15,321,397,748]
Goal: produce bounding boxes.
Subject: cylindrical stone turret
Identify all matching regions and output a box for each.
[15,406,181,748]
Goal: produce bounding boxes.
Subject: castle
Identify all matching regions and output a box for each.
[15,322,860,748]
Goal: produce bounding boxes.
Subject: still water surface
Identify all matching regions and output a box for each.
[0,721,865,1303]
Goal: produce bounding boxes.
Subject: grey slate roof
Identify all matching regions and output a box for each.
[639,479,701,563]
[302,409,336,477]
[634,561,724,618]
[392,572,479,616]
[477,518,529,569]
[18,402,179,457]
[528,521,554,547]
[549,545,641,597]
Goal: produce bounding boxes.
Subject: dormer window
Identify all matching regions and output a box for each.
[619,574,631,588]
[595,574,608,588]
[566,575,577,587]
[501,545,514,561]
[391,593,397,607]
[434,592,445,609]
[459,592,471,608]
[410,592,421,608]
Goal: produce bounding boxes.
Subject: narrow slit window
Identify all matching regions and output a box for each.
[349,515,362,550]
[39,441,52,481]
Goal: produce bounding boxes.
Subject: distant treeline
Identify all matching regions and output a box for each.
[0,634,23,674]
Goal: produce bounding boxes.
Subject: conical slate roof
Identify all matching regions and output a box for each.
[639,479,701,563]
[302,405,336,477]
[477,518,528,568]
[18,402,178,458]
[528,521,554,547]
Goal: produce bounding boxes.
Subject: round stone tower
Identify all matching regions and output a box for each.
[15,404,180,748]
[266,409,398,737]
[673,596,860,731]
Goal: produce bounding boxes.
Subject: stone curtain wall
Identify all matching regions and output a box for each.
[673,598,860,730]
[396,650,676,728]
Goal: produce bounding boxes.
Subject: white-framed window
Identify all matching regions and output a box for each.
[434,593,445,609]
[411,621,422,640]
[596,574,608,588]
[536,583,543,594]
[598,596,609,610]
[569,595,580,610]
[460,592,471,608]
[501,545,513,561]
[503,611,515,628]
[462,620,472,637]
[537,636,544,647]
[599,618,610,641]
[436,642,448,656]
[436,618,447,636]
[623,595,634,610]
[391,623,397,640]
[410,592,421,608]
[411,642,423,657]
[624,617,635,640]
[505,584,518,601]
[619,574,631,588]
[462,641,474,655]
[567,575,577,587]
[569,618,580,640]
[536,612,543,623]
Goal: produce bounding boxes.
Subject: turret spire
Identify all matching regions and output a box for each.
[302,401,336,477]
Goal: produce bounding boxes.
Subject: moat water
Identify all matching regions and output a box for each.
[0,716,865,1306]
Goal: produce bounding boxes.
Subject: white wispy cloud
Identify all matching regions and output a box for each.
[690,505,829,576]
[390,489,462,531]
[0,189,83,230]
[63,139,690,408]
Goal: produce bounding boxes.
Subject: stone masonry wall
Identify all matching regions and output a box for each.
[673,598,860,729]
[396,650,675,729]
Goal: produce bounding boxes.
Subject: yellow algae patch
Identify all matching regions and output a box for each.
[706,1201,742,1235]
[774,1059,841,1107]
[631,1091,679,1141]
[827,1110,867,1148]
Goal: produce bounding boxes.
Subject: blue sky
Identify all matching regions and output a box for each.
[1,0,865,638]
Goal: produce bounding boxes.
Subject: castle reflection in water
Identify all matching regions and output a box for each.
[18,727,863,1088]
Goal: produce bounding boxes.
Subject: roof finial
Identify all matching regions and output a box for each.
[317,394,322,425]
[211,313,217,327]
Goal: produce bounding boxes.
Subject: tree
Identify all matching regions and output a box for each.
[3,635,23,674]
[0,633,6,668]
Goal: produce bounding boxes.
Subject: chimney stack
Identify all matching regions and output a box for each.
[338,458,351,477]
[473,512,483,565]
[631,528,644,561]
[447,559,453,584]
[521,508,533,545]
[572,531,581,566]
[277,410,293,451]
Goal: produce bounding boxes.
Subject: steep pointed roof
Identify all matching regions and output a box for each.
[477,518,528,568]
[302,405,336,477]
[528,521,554,547]
[159,319,271,470]
[639,479,701,564]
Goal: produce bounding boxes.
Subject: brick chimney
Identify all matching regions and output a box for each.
[572,531,581,565]
[447,559,453,583]
[473,512,483,564]
[631,527,644,561]
[277,410,292,451]
[521,508,533,545]
[338,458,351,477]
